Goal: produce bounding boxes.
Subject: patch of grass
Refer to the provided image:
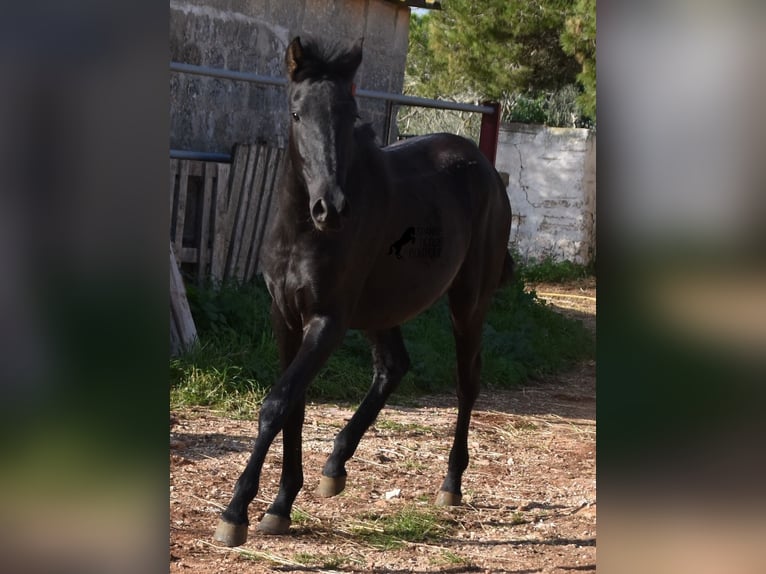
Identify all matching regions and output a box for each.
[505,420,539,434]
[433,550,472,567]
[511,511,527,525]
[171,272,594,412]
[171,280,279,415]
[516,252,593,283]
[376,419,434,434]
[291,552,313,565]
[481,276,594,386]
[403,459,427,472]
[292,551,349,569]
[290,507,311,525]
[353,506,452,549]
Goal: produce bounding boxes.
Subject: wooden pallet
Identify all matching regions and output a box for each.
[169,143,285,284]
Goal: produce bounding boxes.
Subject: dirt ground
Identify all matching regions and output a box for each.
[170,280,596,573]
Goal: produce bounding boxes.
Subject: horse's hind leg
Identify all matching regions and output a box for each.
[437,291,491,506]
[317,327,410,497]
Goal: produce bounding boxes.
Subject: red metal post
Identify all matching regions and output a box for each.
[478,101,501,166]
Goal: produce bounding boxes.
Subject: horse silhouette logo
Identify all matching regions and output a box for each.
[388,227,416,259]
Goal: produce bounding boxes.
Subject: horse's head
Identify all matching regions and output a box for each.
[285,36,363,232]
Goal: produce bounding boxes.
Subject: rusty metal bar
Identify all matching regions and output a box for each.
[478,101,501,165]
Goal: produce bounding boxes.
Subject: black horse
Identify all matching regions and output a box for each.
[214,37,513,546]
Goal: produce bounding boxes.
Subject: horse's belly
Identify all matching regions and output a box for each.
[349,248,466,330]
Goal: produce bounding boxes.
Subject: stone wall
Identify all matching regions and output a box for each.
[495,123,597,265]
[170,0,410,153]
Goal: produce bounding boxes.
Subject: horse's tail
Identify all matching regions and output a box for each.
[498,250,515,288]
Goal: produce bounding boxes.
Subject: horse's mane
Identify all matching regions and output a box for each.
[290,37,362,83]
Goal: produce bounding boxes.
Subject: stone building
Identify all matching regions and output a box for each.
[169,0,436,154]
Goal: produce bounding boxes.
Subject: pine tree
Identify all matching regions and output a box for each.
[405,0,596,126]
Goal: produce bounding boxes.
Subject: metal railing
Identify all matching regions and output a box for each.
[169,62,499,163]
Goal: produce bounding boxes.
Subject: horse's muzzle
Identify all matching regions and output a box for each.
[311,193,349,231]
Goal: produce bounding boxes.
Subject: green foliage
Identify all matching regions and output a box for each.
[504,86,591,127]
[545,84,591,129]
[507,93,548,124]
[170,281,279,415]
[482,274,594,384]
[518,254,592,283]
[403,0,596,126]
[425,1,580,97]
[560,0,597,121]
[170,274,593,413]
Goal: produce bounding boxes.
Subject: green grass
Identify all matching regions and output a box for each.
[375,419,434,434]
[352,506,452,549]
[290,507,312,525]
[433,550,472,567]
[292,551,350,569]
[171,270,594,413]
[517,252,593,283]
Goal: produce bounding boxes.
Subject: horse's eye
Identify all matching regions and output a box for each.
[291,112,300,122]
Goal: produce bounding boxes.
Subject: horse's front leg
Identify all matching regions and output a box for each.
[213,315,346,547]
[256,303,303,535]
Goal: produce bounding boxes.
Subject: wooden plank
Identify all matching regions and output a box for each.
[221,145,250,280]
[173,160,190,255]
[169,158,179,222]
[225,145,258,281]
[252,147,284,276]
[210,162,230,284]
[248,146,282,279]
[233,144,259,281]
[187,161,204,177]
[239,143,269,281]
[179,247,199,262]
[221,145,250,277]
[196,162,215,284]
[170,242,197,356]
[243,144,271,280]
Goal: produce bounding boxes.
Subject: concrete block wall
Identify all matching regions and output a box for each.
[495,123,597,266]
[170,0,410,153]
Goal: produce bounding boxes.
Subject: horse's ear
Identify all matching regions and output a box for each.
[286,37,304,80]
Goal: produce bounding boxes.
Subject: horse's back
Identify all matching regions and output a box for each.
[385,133,491,178]
[385,133,508,213]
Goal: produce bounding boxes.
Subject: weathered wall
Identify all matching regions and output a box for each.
[495,123,596,265]
[170,0,410,153]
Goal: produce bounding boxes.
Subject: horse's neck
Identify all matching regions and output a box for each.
[275,153,312,229]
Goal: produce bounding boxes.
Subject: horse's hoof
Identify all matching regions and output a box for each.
[256,513,291,535]
[315,474,346,497]
[435,490,462,506]
[213,519,248,547]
